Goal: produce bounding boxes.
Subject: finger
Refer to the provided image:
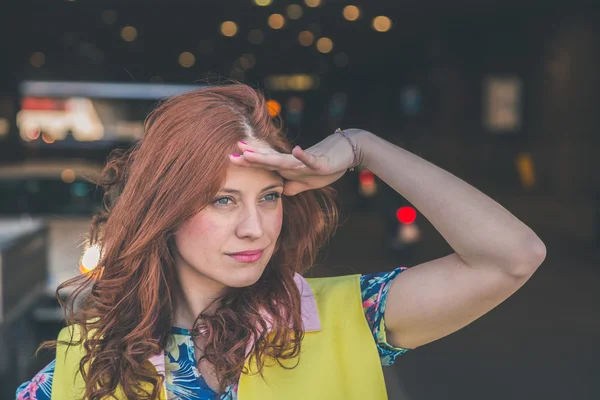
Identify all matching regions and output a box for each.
[228,153,254,167]
[242,150,305,170]
[283,181,308,196]
[237,141,248,152]
[237,140,278,154]
[291,146,323,170]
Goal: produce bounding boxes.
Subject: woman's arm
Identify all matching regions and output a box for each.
[352,129,546,349]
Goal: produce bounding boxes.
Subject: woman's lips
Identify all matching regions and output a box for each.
[228,250,264,263]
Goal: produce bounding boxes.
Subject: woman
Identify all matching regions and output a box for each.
[16,83,546,400]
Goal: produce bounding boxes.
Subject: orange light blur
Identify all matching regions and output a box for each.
[316,37,333,53]
[343,6,360,21]
[267,99,281,117]
[373,16,392,32]
[61,169,75,183]
[268,14,285,29]
[221,21,238,37]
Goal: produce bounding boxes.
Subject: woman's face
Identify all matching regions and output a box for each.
[173,163,284,289]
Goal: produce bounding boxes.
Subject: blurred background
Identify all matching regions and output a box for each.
[1,0,599,399]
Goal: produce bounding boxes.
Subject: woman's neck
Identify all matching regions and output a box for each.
[173,261,226,330]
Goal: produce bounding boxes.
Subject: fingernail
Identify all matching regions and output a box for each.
[230,153,240,158]
[245,149,254,153]
[239,140,247,145]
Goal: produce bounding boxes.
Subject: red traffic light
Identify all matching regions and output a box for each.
[396,206,417,224]
[359,170,375,185]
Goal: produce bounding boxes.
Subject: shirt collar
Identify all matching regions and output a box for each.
[294,273,321,332]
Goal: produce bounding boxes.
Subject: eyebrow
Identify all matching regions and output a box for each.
[220,183,284,195]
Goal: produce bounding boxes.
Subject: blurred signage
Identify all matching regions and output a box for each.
[264,74,320,91]
[17,81,205,147]
[483,76,522,133]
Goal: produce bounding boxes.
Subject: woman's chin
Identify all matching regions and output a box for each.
[221,265,266,288]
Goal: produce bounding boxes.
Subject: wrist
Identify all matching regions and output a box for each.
[349,129,374,169]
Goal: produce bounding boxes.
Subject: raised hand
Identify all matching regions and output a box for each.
[228,129,364,196]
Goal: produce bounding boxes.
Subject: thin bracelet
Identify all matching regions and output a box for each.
[336,128,359,171]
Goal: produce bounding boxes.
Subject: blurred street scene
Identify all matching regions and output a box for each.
[1,1,599,399]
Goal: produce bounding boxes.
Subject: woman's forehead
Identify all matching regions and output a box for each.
[223,164,283,188]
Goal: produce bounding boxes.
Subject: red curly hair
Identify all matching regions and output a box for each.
[48,83,339,399]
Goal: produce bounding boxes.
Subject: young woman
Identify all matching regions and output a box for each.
[16,83,546,400]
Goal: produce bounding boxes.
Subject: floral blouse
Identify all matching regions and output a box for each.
[16,267,409,400]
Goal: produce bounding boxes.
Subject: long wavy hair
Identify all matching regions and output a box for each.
[46,83,339,399]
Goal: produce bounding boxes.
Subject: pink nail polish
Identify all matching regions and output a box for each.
[239,140,247,145]
[245,149,254,153]
[230,153,240,158]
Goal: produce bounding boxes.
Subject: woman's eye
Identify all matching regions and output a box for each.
[263,192,282,202]
[214,197,232,206]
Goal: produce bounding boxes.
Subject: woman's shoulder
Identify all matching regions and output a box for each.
[56,318,103,344]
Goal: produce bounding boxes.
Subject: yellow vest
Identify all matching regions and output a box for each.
[51,274,388,399]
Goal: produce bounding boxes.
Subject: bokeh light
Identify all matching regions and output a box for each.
[221,21,238,37]
[287,96,304,113]
[268,14,285,29]
[316,37,333,53]
[239,54,256,70]
[80,244,102,273]
[304,0,321,8]
[287,4,303,19]
[254,0,273,5]
[265,74,320,91]
[343,5,360,21]
[396,206,417,224]
[372,16,392,32]
[298,31,315,46]
[30,52,45,68]
[267,99,281,117]
[120,26,137,42]
[178,52,195,68]
[61,169,75,183]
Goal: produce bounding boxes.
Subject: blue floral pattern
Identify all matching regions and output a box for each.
[360,267,411,366]
[16,268,409,399]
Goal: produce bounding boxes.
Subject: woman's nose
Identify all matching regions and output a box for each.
[236,207,264,239]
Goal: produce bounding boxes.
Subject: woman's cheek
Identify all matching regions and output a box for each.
[179,213,218,242]
[275,208,283,233]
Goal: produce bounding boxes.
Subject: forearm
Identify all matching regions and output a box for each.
[355,130,546,274]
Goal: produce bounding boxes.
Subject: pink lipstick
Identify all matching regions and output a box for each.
[227,249,264,263]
